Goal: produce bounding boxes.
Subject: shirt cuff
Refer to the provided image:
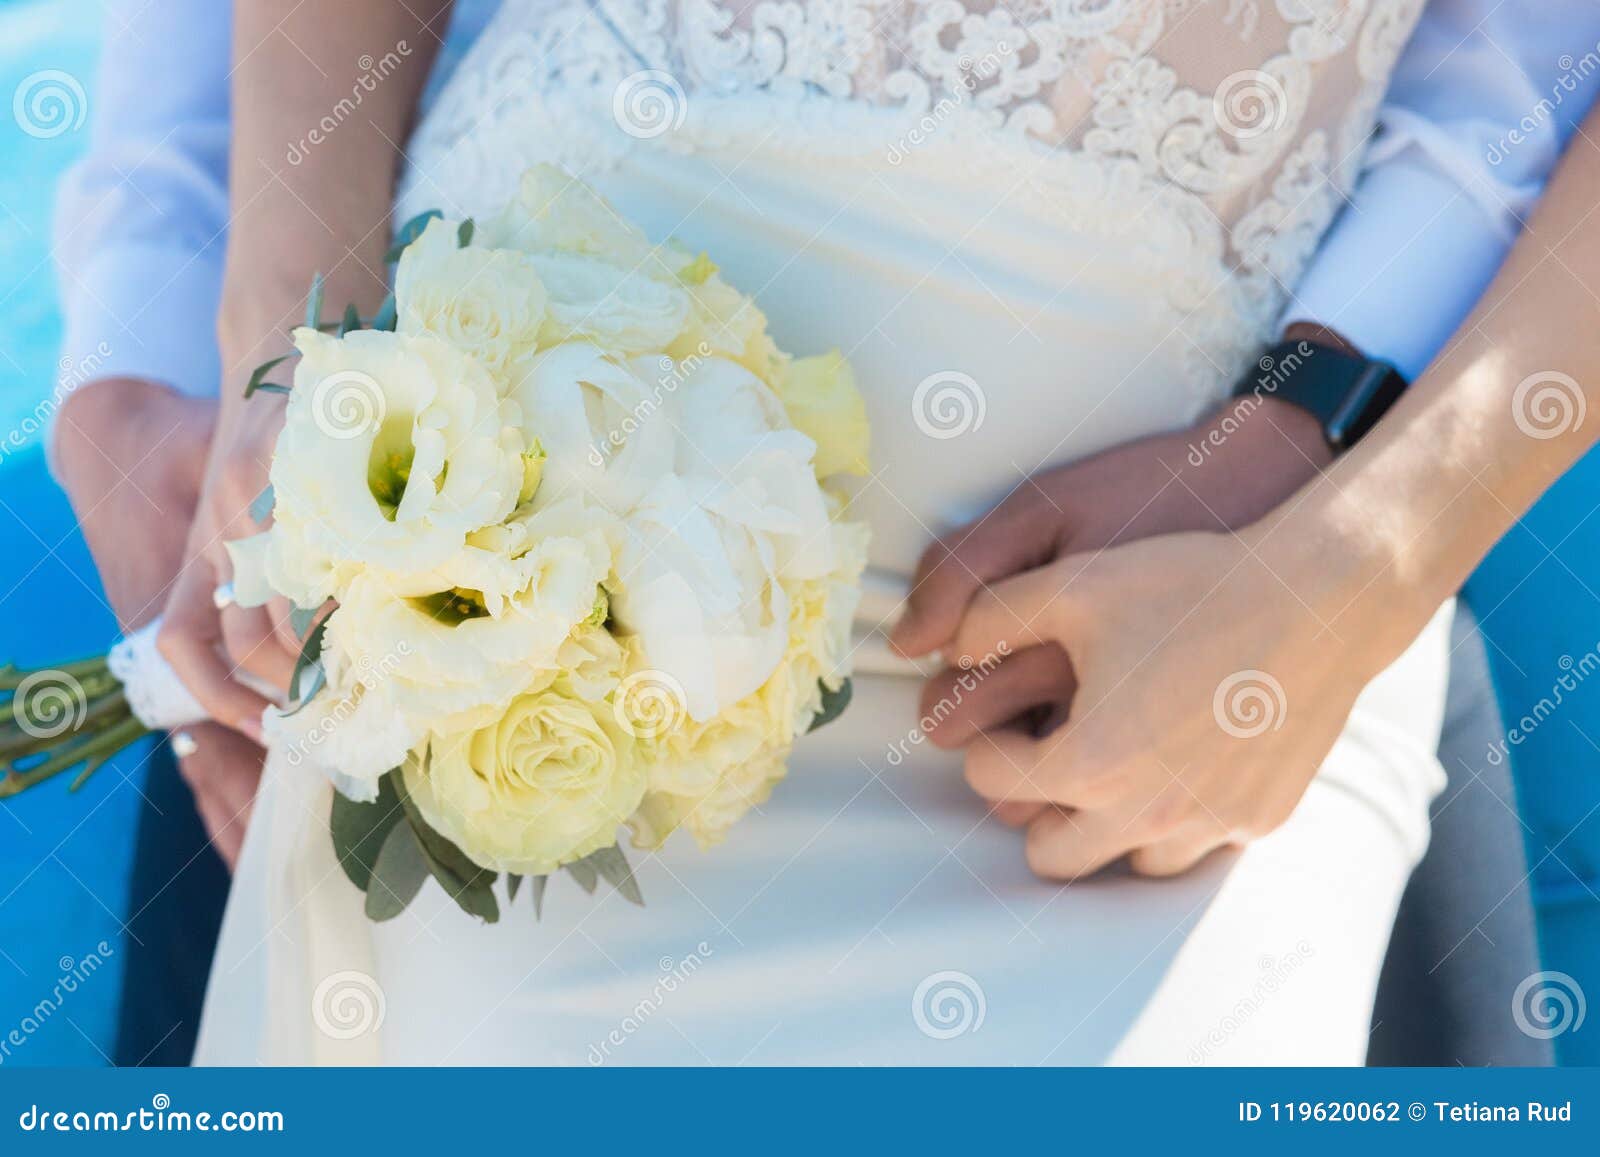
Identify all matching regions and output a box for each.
[1280,153,1514,382]
[50,242,223,479]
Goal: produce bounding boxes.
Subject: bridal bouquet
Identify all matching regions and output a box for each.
[3,165,871,924]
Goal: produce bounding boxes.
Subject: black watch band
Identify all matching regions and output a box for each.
[1235,340,1408,453]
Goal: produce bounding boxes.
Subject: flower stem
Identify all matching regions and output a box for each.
[0,712,150,799]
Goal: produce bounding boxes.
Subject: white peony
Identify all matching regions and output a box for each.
[535,252,692,354]
[608,356,836,721]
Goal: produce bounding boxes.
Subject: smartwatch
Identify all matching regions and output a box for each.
[1236,339,1408,453]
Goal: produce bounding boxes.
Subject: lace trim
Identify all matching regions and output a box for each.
[402,0,1426,391]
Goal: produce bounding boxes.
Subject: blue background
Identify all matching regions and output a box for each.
[0,0,1596,1066]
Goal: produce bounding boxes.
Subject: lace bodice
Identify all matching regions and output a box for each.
[406,0,1426,392]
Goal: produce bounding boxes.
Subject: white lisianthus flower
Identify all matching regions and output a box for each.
[254,329,525,607]
[535,252,692,354]
[395,217,548,385]
[661,245,783,384]
[405,678,646,875]
[321,497,618,739]
[263,642,418,800]
[608,356,835,720]
[478,164,657,268]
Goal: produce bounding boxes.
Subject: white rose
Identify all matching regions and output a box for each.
[256,329,525,606]
[395,217,548,384]
[478,164,657,268]
[535,252,692,354]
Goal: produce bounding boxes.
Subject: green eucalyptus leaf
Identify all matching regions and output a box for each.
[364,820,429,921]
[384,209,442,263]
[283,665,326,716]
[394,768,500,923]
[305,272,325,331]
[339,302,362,336]
[330,773,404,892]
[564,858,598,894]
[807,678,853,733]
[581,844,645,907]
[248,484,275,526]
[290,606,320,639]
[506,873,523,902]
[457,218,475,247]
[289,617,327,705]
[370,293,397,332]
[531,875,547,919]
[244,356,290,400]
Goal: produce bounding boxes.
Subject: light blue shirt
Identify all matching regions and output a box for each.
[52,1,1600,407]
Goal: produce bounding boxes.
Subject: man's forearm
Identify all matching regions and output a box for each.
[220,1,452,418]
[1277,106,1600,657]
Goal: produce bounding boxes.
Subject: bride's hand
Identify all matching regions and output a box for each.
[941,525,1409,879]
[156,350,299,742]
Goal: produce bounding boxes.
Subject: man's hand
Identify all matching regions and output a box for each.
[891,393,1332,741]
[54,378,265,868]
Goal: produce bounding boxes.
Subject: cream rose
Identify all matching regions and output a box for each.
[478,164,658,268]
[395,217,548,385]
[535,252,691,354]
[405,680,646,875]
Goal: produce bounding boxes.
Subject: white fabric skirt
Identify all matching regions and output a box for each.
[195,113,1452,1067]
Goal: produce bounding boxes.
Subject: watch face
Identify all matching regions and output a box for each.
[1327,362,1407,450]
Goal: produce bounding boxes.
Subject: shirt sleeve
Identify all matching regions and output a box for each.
[53,0,231,403]
[1283,3,1600,380]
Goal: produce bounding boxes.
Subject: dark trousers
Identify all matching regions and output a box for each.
[112,743,230,1067]
[1369,604,1551,1066]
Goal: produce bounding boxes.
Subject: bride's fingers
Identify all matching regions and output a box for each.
[268,596,306,662]
[991,801,1047,828]
[158,563,271,743]
[963,722,1116,809]
[919,643,1076,749]
[949,562,1080,669]
[220,603,297,693]
[891,503,1057,657]
[1024,806,1133,881]
[1128,825,1231,878]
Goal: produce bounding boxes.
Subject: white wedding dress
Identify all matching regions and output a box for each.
[196,0,1453,1065]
